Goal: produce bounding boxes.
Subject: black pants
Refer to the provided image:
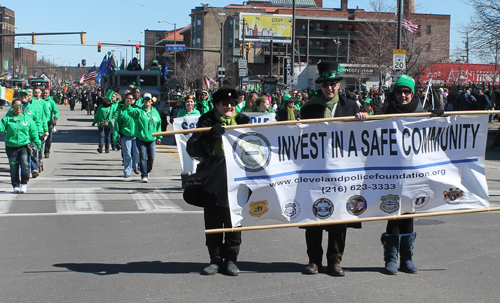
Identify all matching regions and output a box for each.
[305,226,346,265]
[44,122,54,155]
[203,194,241,248]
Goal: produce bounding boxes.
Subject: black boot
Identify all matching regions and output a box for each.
[223,245,240,276]
[381,233,399,275]
[400,233,419,273]
[105,145,110,153]
[97,145,103,154]
[202,246,222,275]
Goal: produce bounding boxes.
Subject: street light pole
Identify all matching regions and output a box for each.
[158,21,177,78]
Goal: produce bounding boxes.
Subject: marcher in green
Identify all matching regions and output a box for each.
[0,99,42,193]
[253,94,275,113]
[177,95,201,117]
[41,88,59,158]
[113,92,140,177]
[92,93,115,153]
[126,93,162,183]
[195,89,213,114]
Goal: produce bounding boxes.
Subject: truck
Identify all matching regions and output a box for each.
[100,70,169,115]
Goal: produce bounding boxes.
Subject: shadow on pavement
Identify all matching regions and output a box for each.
[53,261,307,275]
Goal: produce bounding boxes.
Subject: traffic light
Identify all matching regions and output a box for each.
[32,32,36,44]
[135,44,140,54]
[239,43,243,56]
[246,42,251,54]
[80,33,86,44]
[98,42,102,52]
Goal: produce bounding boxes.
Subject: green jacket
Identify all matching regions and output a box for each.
[177,108,201,117]
[196,95,213,114]
[5,101,48,136]
[113,105,137,143]
[126,105,162,142]
[111,101,124,120]
[93,103,115,128]
[0,113,42,150]
[42,97,59,123]
[32,97,50,122]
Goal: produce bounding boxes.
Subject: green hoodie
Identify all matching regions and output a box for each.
[0,112,42,150]
[93,103,115,128]
[196,94,213,114]
[113,105,137,143]
[126,105,162,142]
[5,101,48,136]
[42,97,59,123]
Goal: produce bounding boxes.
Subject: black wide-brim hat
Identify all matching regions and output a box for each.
[315,61,343,83]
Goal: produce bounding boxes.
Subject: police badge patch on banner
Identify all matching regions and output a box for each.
[222,115,489,228]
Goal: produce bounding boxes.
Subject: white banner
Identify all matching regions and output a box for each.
[223,115,489,227]
[174,112,276,174]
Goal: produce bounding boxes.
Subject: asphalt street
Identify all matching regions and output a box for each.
[0,104,499,303]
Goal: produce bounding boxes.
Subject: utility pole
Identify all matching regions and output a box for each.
[465,32,469,63]
[290,0,296,82]
[397,0,402,50]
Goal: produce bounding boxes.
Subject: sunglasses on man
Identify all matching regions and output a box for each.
[12,104,23,108]
[394,89,413,96]
[221,100,236,106]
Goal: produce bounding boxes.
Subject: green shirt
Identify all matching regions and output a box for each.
[93,104,115,128]
[126,105,163,142]
[177,108,201,117]
[0,113,42,150]
[113,105,137,143]
[42,97,59,122]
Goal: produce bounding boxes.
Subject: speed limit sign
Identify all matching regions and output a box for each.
[393,49,406,71]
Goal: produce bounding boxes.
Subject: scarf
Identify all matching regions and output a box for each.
[384,97,419,114]
[213,110,238,156]
[324,94,339,118]
[287,107,296,121]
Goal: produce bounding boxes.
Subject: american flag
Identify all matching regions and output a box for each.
[402,19,419,34]
[204,76,217,89]
[80,68,97,83]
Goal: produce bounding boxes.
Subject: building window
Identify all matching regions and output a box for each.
[229,38,233,47]
[324,24,329,31]
[229,19,233,30]
[309,22,314,30]
[427,43,431,51]
[316,40,321,47]
[427,25,431,34]
[302,24,306,30]
[348,24,353,31]
[196,38,201,47]
[155,35,161,43]
[316,22,321,31]
[309,40,313,46]
[339,23,344,30]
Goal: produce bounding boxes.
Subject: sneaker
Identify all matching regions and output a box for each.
[32,170,40,178]
[19,184,27,193]
[141,177,148,183]
[13,187,20,194]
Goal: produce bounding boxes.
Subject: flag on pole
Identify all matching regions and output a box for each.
[402,19,419,34]
[161,57,169,78]
[204,76,216,89]
[79,67,97,84]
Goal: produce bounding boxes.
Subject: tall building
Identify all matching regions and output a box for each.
[0,5,15,75]
[186,0,450,89]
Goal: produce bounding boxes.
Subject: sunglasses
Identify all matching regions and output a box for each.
[13,104,23,108]
[394,89,413,95]
[221,100,236,106]
[321,82,338,88]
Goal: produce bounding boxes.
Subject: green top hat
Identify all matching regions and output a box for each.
[315,61,343,83]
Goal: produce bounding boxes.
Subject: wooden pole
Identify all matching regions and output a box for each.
[205,207,500,234]
[153,110,500,137]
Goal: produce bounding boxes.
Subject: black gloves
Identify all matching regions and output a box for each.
[205,123,225,143]
[431,108,444,116]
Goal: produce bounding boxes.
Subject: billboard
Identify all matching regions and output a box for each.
[240,13,292,43]
[419,63,500,86]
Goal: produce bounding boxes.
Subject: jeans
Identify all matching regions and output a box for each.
[6,146,29,188]
[136,139,155,178]
[121,136,139,175]
[98,126,111,146]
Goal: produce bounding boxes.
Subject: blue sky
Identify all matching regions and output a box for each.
[7,0,471,68]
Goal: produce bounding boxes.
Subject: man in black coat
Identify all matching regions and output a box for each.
[300,61,366,277]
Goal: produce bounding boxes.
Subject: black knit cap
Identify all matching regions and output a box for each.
[212,87,238,105]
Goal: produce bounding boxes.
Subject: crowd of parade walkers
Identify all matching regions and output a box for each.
[1,65,498,276]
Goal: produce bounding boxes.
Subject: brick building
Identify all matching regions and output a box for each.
[143,25,190,73]
[0,5,15,75]
[14,47,37,77]
[180,0,450,89]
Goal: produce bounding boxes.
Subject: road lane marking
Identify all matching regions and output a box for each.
[132,190,183,212]
[0,191,17,214]
[157,145,180,160]
[56,188,104,213]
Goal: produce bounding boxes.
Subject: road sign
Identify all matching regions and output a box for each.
[239,68,247,77]
[238,60,247,69]
[393,49,406,71]
[165,44,186,51]
[217,67,226,78]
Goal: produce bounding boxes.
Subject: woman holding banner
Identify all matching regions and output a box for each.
[379,74,443,275]
[185,88,250,276]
